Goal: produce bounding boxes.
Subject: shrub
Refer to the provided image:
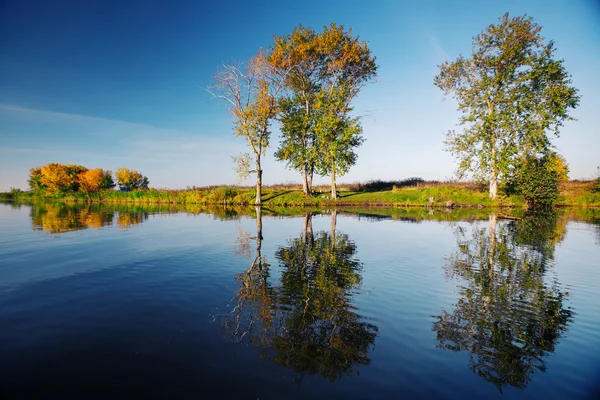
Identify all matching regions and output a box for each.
[516,155,560,209]
[593,177,600,193]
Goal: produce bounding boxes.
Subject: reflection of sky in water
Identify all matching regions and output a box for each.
[0,203,599,398]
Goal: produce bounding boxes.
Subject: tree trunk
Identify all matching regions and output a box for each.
[301,164,310,196]
[487,101,497,200]
[489,170,498,200]
[331,159,337,200]
[255,158,262,205]
[308,168,313,195]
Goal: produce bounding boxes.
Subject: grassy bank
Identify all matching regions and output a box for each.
[3,180,599,208]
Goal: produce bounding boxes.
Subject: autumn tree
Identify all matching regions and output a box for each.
[270,26,320,195]
[434,13,580,199]
[210,52,290,205]
[39,163,86,194]
[270,24,377,199]
[78,168,114,201]
[115,168,149,191]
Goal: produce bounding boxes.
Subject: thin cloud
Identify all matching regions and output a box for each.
[0,104,188,135]
[428,34,449,62]
[0,146,135,160]
[0,104,237,159]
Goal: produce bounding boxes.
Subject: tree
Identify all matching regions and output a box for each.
[274,94,319,195]
[270,23,377,199]
[270,26,320,195]
[434,13,580,199]
[78,168,114,201]
[115,168,149,191]
[210,51,289,205]
[39,163,86,194]
[313,89,364,199]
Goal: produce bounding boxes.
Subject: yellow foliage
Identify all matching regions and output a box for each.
[78,168,104,194]
[547,153,569,182]
[40,163,85,194]
[116,168,148,190]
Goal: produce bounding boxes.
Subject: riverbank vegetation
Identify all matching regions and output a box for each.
[3,179,599,208]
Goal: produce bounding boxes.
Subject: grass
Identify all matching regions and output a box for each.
[3,179,600,208]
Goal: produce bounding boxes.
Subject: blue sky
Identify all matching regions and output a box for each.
[1,0,599,191]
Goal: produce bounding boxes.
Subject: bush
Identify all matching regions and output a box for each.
[208,186,238,203]
[351,178,424,192]
[517,155,560,209]
[593,177,600,193]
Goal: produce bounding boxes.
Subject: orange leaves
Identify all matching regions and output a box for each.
[78,168,105,194]
[39,163,85,194]
[28,163,115,197]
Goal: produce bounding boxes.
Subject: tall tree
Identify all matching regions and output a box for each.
[313,89,364,199]
[270,26,320,195]
[434,13,580,199]
[210,51,289,205]
[315,24,377,199]
[270,23,377,199]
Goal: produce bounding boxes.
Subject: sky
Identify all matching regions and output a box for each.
[1,0,599,191]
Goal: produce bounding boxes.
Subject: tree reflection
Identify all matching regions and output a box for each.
[28,202,152,233]
[116,211,149,229]
[225,210,377,382]
[432,211,573,391]
[30,203,115,234]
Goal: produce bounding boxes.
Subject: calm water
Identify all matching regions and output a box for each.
[1,202,599,399]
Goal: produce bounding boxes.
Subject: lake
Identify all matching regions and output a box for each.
[0,201,599,399]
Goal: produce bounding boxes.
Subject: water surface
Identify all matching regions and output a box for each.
[0,202,599,399]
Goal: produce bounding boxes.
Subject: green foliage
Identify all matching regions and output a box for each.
[224,213,377,381]
[312,89,364,178]
[593,168,600,193]
[515,155,560,209]
[434,13,580,198]
[274,94,318,186]
[28,167,45,192]
[207,186,238,203]
[593,177,600,193]
[433,214,572,390]
[270,23,377,196]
